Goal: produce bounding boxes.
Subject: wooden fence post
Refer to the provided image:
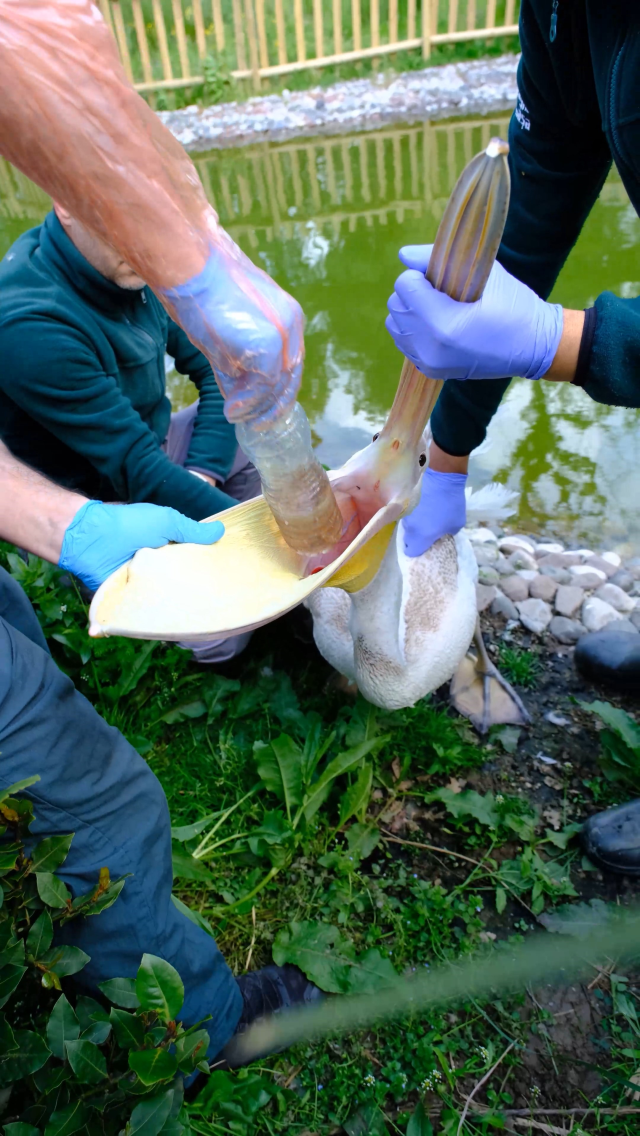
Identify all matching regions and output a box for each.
[422,0,431,58]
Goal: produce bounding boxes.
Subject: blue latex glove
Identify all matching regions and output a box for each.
[160,234,304,426]
[59,500,225,591]
[401,468,467,557]
[386,244,564,381]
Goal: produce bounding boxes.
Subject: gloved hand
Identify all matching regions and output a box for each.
[386,244,564,381]
[160,229,304,426]
[59,500,225,591]
[401,468,467,557]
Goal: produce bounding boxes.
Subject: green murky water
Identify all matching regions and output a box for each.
[2,113,639,551]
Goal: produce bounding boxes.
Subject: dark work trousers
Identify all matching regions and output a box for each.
[0,567,241,1056]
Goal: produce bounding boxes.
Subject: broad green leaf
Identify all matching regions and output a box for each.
[339,765,373,827]
[0,1012,18,1053]
[28,835,74,875]
[273,920,397,994]
[109,1006,145,1049]
[171,894,214,938]
[36,873,71,909]
[3,1123,42,1135]
[346,823,380,863]
[161,700,206,725]
[344,1104,388,1135]
[75,996,109,1031]
[582,700,640,753]
[64,1039,106,1084]
[304,738,388,822]
[171,815,216,842]
[0,964,26,1009]
[38,946,89,978]
[43,1100,89,1136]
[175,1028,210,1071]
[111,641,158,700]
[406,1102,433,1136]
[0,845,20,875]
[98,975,140,1009]
[46,995,80,1060]
[171,848,213,883]
[545,821,582,850]
[127,1089,175,1136]
[495,887,507,915]
[539,898,614,936]
[80,1019,111,1045]
[27,911,53,959]
[0,776,40,804]
[136,954,184,1022]
[129,1048,178,1086]
[255,735,303,820]
[427,788,499,829]
[0,1028,49,1087]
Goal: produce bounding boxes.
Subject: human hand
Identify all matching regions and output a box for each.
[386,245,564,381]
[59,500,225,591]
[160,227,304,426]
[401,468,467,557]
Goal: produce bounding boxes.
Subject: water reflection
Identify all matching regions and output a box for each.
[1,115,639,550]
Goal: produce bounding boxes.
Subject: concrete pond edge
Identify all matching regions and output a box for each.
[159,53,519,152]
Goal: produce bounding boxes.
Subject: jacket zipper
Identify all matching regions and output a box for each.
[608,43,624,165]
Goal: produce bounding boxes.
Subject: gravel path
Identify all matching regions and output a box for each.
[469,527,640,644]
[159,54,519,151]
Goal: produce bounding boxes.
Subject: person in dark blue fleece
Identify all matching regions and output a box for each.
[386,0,640,876]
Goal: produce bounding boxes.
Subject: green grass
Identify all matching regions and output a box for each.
[496,643,541,690]
[4,545,639,1135]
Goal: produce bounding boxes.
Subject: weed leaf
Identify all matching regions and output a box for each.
[273,920,397,994]
[428,788,499,828]
[407,1102,433,1136]
[254,735,303,819]
[339,764,373,827]
[539,898,614,936]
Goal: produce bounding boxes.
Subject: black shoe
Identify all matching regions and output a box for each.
[581,798,640,876]
[214,964,323,1070]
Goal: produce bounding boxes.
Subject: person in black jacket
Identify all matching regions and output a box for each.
[386,0,640,874]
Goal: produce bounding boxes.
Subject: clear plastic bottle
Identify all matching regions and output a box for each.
[236,402,344,554]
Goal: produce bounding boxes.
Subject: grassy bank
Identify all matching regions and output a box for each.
[4,545,640,1135]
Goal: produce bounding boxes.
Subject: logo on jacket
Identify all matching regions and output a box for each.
[515,92,530,132]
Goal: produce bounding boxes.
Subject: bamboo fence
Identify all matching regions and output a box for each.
[96,0,520,92]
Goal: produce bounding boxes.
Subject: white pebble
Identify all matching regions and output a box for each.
[571,563,607,581]
[581,596,624,633]
[602,551,622,567]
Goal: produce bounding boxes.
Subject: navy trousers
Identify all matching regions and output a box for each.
[0,567,241,1056]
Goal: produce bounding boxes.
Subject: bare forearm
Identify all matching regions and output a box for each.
[0,442,86,563]
[544,308,585,382]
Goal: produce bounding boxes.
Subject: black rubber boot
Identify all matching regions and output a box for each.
[581,798,640,876]
[215,963,323,1069]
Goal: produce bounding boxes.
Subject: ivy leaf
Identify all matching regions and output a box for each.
[28,834,74,875]
[136,954,184,1022]
[339,765,373,827]
[128,1048,178,1086]
[98,975,140,1009]
[0,1028,50,1087]
[126,1088,175,1136]
[46,994,80,1060]
[0,964,27,1009]
[36,873,71,909]
[38,946,89,979]
[109,1006,145,1049]
[64,1039,107,1084]
[26,911,53,959]
[273,920,397,994]
[254,735,303,820]
[43,1099,89,1135]
[406,1102,433,1136]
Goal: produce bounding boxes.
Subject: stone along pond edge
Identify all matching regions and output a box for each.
[159,54,519,151]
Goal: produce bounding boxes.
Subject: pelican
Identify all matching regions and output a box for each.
[89,139,526,730]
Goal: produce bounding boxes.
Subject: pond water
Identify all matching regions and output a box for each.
[2,113,639,552]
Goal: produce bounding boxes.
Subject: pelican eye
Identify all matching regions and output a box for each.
[372,432,380,441]
[419,453,427,467]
